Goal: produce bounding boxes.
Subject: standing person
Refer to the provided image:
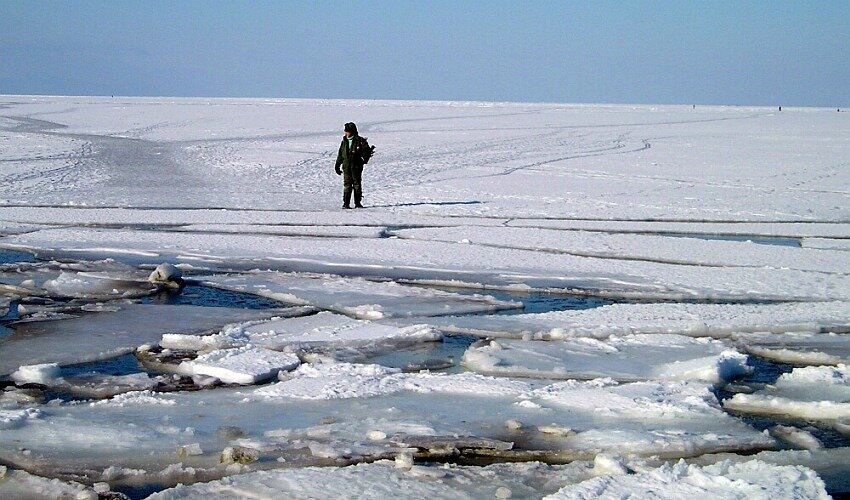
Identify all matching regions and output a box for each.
[334,122,366,209]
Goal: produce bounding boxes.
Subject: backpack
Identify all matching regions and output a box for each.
[357,136,376,164]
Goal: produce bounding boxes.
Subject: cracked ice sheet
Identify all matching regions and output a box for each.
[545,459,828,500]
[733,332,850,366]
[147,460,597,500]
[0,206,508,230]
[7,227,850,302]
[406,301,850,340]
[803,238,850,251]
[506,220,850,240]
[0,303,305,376]
[0,362,773,482]
[395,226,848,274]
[462,335,749,383]
[161,312,441,358]
[177,224,386,239]
[200,272,521,319]
[724,365,850,430]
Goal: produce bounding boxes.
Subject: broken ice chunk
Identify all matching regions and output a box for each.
[724,364,850,429]
[149,263,183,287]
[180,346,300,385]
[42,271,160,299]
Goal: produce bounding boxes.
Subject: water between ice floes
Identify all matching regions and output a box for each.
[3,249,850,498]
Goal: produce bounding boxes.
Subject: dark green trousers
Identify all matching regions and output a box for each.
[343,164,363,206]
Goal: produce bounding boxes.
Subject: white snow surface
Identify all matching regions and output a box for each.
[2,97,849,496]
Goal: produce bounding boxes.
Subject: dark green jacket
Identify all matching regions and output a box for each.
[335,135,365,171]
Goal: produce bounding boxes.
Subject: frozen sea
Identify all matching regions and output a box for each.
[0,96,848,499]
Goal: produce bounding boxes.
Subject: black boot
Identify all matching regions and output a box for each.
[342,190,352,209]
[354,191,363,208]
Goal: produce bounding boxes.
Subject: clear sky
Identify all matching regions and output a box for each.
[1,0,848,106]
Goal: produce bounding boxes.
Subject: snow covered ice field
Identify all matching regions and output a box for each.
[0,96,848,499]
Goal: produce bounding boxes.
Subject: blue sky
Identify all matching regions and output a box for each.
[1,1,848,106]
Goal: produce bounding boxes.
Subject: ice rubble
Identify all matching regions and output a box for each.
[200,272,521,319]
[146,460,597,500]
[687,447,850,494]
[724,364,850,429]
[0,466,100,500]
[0,362,775,482]
[160,311,441,359]
[0,303,302,376]
[462,334,749,382]
[415,301,850,340]
[545,459,828,500]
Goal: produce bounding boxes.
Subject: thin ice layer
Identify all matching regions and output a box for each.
[11,363,158,398]
[545,459,828,500]
[0,304,301,376]
[146,460,596,500]
[200,272,520,319]
[462,334,749,382]
[416,301,850,339]
[733,332,850,366]
[161,312,441,357]
[724,364,850,426]
[0,362,774,481]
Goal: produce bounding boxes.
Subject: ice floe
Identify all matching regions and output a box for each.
[462,334,750,382]
[180,346,300,385]
[0,303,303,376]
[724,364,850,430]
[160,312,441,361]
[200,272,521,319]
[417,301,850,340]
